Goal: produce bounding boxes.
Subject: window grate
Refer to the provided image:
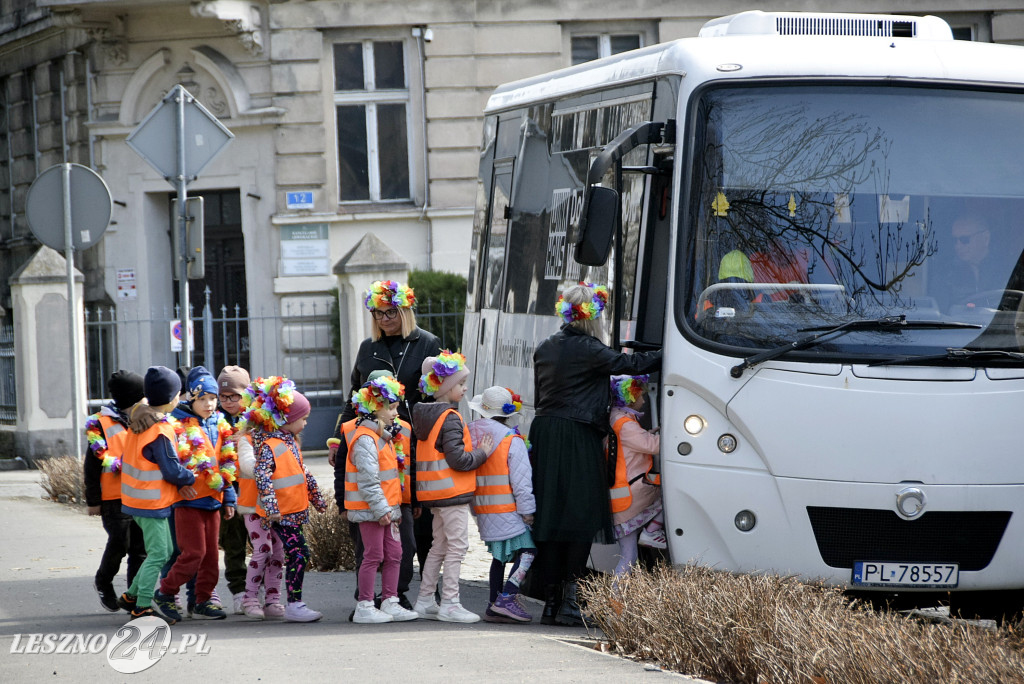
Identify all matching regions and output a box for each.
[776,17,917,38]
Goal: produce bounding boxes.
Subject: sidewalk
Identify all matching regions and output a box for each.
[0,460,690,682]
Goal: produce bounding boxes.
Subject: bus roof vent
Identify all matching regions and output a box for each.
[699,11,953,41]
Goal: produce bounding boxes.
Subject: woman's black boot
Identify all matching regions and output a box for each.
[554,581,584,626]
[541,584,561,625]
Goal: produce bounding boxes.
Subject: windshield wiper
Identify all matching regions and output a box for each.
[870,347,1024,367]
[729,315,982,378]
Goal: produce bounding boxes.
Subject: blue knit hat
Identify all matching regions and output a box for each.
[144,366,181,406]
[186,365,218,399]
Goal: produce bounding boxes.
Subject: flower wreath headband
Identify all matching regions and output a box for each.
[419,349,467,396]
[555,282,609,324]
[364,280,416,311]
[611,374,649,408]
[238,376,295,432]
[352,376,406,415]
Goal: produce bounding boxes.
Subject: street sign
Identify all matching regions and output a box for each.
[126,86,234,185]
[25,163,112,251]
[286,191,315,209]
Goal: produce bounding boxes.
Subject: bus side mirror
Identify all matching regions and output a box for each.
[574,186,618,266]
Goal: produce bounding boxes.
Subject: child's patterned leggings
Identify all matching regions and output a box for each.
[488,549,536,604]
[243,514,284,605]
[272,522,309,604]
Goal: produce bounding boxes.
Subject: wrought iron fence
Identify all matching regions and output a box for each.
[0,316,15,425]
[416,298,466,351]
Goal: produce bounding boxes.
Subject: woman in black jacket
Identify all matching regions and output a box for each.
[531,283,662,626]
[329,280,441,611]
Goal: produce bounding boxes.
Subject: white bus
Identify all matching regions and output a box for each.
[462,11,1024,612]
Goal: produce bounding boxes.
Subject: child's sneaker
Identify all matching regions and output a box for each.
[412,597,440,620]
[638,526,667,549]
[232,592,246,615]
[129,606,158,621]
[352,600,393,624]
[284,602,322,623]
[150,592,181,624]
[209,589,223,607]
[242,597,264,620]
[491,593,532,622]
[192,600,227,620]
[437,600,480,623]
[95,582,119,612]
[482,605,519,623]
[379,596,419,622]
[263,603,286,620]
[116,592,137,613]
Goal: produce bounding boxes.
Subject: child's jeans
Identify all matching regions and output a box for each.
[416,503,470,603]
[128,516,173,608]
[160,507,221,603]
[357,519,402,602]
[243,513,284,605]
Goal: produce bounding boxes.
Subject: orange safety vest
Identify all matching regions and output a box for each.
[256,437,309,516]
[177,416,226,503]
[236,434,257,509]
[394,418,412,505]
[608,415,660,513]
[415,408,476,501]
[121,420,181,510]
[94,414,129,501]
[344,424,401,510]
[472,434,520,515]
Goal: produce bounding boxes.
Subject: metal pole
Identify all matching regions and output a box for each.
[62,163,83,460]
[176,85,192,366]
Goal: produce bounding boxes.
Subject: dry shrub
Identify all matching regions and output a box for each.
[580,564,1024,684]
[305,492,356,571]
[38,455,83,503]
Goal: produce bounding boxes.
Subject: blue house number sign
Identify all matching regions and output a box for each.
[286,191,314,210]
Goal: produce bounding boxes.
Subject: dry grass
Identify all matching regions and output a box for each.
[305,493,356,571]
[580,564,1024,683]
[38,455,82,504]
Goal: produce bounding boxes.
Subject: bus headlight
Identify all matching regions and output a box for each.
[684,414,706,435]
[718,433,738,453]
[735,510,756,532]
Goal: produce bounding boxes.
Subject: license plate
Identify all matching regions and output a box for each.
[852,561,959,588]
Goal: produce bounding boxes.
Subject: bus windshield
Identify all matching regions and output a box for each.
[684,84,1024,361]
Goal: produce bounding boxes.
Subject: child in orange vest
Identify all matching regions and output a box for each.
[244,376,327,622]
[84,370,147,612]
[119,366,197,622]
[609,375,664,577]
[467,386,536,623]
[411,351,493,623]
[347,375,420,623]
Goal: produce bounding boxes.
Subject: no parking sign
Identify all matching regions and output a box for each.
[170,319,195,352]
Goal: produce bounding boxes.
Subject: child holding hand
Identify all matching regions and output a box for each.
[412,351,493,623]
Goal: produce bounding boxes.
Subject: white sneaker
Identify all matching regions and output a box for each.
[353,600,394,624]
[232,592,246,615]
[284,601,322,622]
[437,601,480,623]
[413,597,440,620]
[379,596,419,622]
[638,526,668,549]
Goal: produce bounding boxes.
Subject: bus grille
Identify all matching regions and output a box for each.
[806,507,1011,571]
[776,17,916,38]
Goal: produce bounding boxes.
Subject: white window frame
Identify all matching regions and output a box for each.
[564,21,657,66]
[332,38,418,205]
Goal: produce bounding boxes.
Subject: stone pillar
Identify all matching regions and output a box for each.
[9,247,87,462]
[332,233,410,392]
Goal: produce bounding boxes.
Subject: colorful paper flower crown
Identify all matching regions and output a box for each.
[419,349,467,396]
[503,388,523,415]
[239,376,296,432]
[364,280,416,311]
[352,376,406,415]
[555,282,609,323]
[611,374,649,408]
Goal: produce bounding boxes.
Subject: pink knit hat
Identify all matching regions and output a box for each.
[285,391,311,424]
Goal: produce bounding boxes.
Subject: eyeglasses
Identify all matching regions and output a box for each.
[371,308,399,321]
[954,230,987,245]
[219,393,242,403]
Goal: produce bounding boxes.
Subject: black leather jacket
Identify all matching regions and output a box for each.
[533,325,662,429]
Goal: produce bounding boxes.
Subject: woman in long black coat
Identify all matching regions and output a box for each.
[530,283,662,626]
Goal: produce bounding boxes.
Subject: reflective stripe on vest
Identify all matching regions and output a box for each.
[121,421,181,510]
[608,415,632,513]
[415,409,476,501]
[472,434,518,515]
[256,437,308,516]
[344,424,401,509]
[97,417,128,501]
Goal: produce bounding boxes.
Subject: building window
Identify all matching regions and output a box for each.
[333,40,411,202]
[570,33,642,65]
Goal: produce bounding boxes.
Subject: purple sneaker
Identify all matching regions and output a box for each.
[491,593,532,623]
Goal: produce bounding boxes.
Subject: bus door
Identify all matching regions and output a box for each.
[473,161,514,396]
